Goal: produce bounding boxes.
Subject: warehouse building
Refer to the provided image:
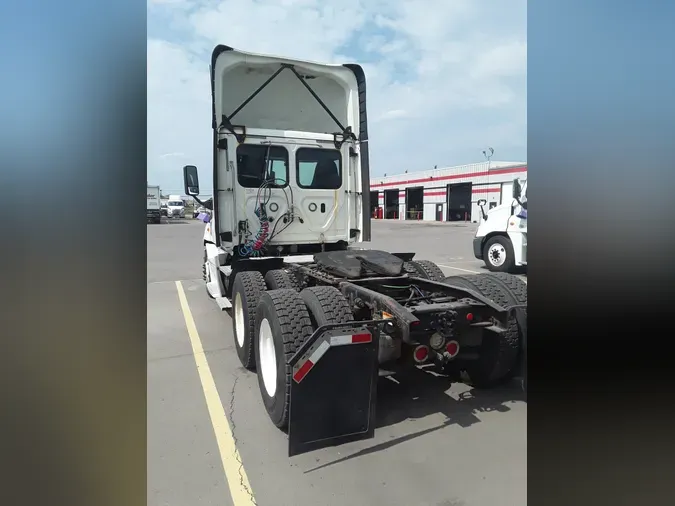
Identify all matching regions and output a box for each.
[369,161,527,222]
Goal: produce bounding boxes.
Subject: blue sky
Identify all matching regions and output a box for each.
[147,0,527,193]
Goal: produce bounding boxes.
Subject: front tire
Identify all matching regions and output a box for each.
[202,248,214,299]
[254,289,314,429]
[230,271,267,370]
[483,235,516,273]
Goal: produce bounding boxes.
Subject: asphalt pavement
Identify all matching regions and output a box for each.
[148,218,527,506]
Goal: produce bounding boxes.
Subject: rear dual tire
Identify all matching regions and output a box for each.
[231,277,353,429]
[254,286,353,429]
[300,286,354,327]
[230,269,302,374]
[264,269,301,291]
[254,289,314,428]
[404,260,446,281]
[231,271,267,370]
[443,272,527,389]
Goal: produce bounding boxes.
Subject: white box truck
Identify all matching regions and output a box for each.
[146,185,162,224]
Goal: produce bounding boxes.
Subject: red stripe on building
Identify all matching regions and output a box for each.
[371,165,527,189]
[471,188,501,194]
[379,187,502,197]
[378,188,502,200]
[383,188,504,198]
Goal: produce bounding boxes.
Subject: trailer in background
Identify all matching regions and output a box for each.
[147,185,162,224]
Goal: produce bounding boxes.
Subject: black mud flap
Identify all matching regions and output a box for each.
[287,322,381,457]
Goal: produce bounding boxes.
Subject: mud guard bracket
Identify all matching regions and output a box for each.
[287,321,381,457]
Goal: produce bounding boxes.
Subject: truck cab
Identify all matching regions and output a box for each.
[183,45,371,300]
[473,178,527,273]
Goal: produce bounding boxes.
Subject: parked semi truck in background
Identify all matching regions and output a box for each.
[473,179,527,273]
[182,45,528,456]
[166,195,186,219]
[146,184,162,224]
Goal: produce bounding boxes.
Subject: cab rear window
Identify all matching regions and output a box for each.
[236,144,289,188]
[296,148,342,189]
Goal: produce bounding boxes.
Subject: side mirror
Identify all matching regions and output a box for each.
[512,179,522,200]
[183,165,200,196]
[476,199,488,221]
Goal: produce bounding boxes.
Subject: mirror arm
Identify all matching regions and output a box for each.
[191,195,207,207]
[192,195,213,211]
[477,200,488,221]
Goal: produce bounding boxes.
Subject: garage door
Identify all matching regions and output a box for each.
[501,181,513,205]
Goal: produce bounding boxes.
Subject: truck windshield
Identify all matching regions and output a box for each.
[168,201,183,207]
[236,144,289,188]
[296,147,342,189]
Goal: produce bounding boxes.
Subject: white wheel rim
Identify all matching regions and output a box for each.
[258,318,277,397]
[488,243,507,267]
[234,293,245,347]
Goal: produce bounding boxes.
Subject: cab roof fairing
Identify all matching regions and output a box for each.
[210,45,363,139]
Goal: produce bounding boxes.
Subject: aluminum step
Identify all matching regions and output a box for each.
[215,297,232,310]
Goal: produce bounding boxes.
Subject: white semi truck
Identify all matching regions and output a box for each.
[473,179,527,273]
[146,184,162,224]
[183,45,528,456]
[166,194,185,219]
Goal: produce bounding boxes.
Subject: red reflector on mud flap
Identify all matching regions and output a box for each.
[293,332,371,383]
[351,333,371,344]
[293,340,330,383]
[293,359,315,383]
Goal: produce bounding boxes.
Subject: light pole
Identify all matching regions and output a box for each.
[482,147,494,207]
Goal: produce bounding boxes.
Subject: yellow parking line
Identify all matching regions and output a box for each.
[175,281,257,506]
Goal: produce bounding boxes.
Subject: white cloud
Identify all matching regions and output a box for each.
[147,0,526,191]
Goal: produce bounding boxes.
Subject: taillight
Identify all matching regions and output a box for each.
[413,345,429,363]
[445,340,460,358]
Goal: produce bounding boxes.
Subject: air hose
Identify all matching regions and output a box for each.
[238,206,271,257]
